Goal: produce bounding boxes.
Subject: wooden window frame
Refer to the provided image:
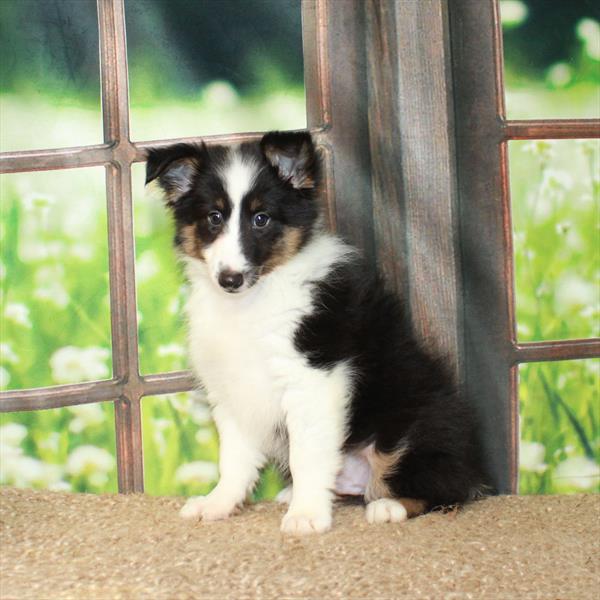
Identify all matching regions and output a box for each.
[1,0,598,494]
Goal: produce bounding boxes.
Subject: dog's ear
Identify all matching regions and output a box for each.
[260,131,318,190]
[145,144,204,205]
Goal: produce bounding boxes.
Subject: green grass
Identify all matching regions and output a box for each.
[0,78,598,497]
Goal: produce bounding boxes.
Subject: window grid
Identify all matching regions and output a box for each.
[0,0,330,493]
[0,0,599,494]
[450,0,600,493]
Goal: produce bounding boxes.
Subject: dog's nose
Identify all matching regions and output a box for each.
[218,270,244,291]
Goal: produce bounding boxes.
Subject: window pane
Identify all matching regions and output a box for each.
[0,402,117,493]
[125,0,306,141]
[519,360,599,494]
[0,0,102,151]
[0,168,112,390]
[133,163,188,376]
[142,391,283,499]
[510,139,599,342]
[501,0,600,119]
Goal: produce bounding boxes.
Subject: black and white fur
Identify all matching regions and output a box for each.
[146,131,486,534]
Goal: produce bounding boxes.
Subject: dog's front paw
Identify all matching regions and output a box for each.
[280,508,332,535]
[365,498,408,524]
[179,494,237,522]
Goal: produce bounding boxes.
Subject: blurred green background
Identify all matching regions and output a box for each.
[0,0,598,497]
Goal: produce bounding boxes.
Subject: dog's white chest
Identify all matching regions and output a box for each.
[185,268,313,433]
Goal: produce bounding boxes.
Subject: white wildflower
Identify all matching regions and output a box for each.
[68,403,106,433]
[36,463,64,488]
[38,432,60,454]
[580,305,598,319]
[69,242,94,261]
[577,139,599,158]
[19,240,65,263]
[2,454,62,489]
[0,422,27,446]
[9,456,45,487]
[584,360,599,378]
[546,62,572,88]
[554,274,596,313]
[577,18,600,61]
[48,481,72,492]
[522,140,554,162]
[540,169,573,202]
[175,461,219,485]
[195,428,214,445]
[33,265,70,307]
[157,343,186,358]
[516,322,530,338]
[4,303,32,328]
[191,402,212,426]
[500,0,528,28]
[50,346,110,384]
[202,81,238,109]
[61,197,100,240]
[520,441,547,473]
[167,393,192,414]
[66,445,115,478]
[0,442,22,484]
[88,472,109,487]
[555,222,572,238]
[152,418,170,456]
[34,281,70,308]
[0,367,10,389]
[35,264,65,284]
[0,343,19,365]
[22,192,55,213]
[553,456,600,490]
[136,250,160,283]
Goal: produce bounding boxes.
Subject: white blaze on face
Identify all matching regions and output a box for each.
[203,149,258,284]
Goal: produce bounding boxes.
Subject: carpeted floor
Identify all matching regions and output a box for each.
[0,488,598,599]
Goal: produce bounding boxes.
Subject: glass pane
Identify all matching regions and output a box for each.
[142,391,283,499]
[125,0,306,141]
[510,139,599,342]
[0,0,102,151]
[0,168,112,390]
[0,402,117,493]
[519,359,599,494]
[501,0,600,119]
[133,163,188,376]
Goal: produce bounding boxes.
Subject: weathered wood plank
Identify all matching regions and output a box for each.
[449,0,517,493]
[366,0,462,375]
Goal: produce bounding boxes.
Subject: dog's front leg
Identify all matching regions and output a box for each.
[180,404,264,521]
[280,365,350,534]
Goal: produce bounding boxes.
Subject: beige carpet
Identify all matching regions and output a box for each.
[0,488,598,599]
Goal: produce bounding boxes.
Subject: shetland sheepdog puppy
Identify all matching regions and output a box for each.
[145,131,486,535]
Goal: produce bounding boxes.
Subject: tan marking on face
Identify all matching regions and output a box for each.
[215,198,226,212]
[262,227,303,273]
[179,224,204,260]
[364,444,408,503]
[249,198,262,213]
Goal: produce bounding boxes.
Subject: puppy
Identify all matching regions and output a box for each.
[145,131,487,534]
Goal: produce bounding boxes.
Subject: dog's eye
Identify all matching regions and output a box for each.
[207,211,223,226]
[253,213,270,229]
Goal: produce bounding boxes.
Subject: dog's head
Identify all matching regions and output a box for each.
[146,131,321,294]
